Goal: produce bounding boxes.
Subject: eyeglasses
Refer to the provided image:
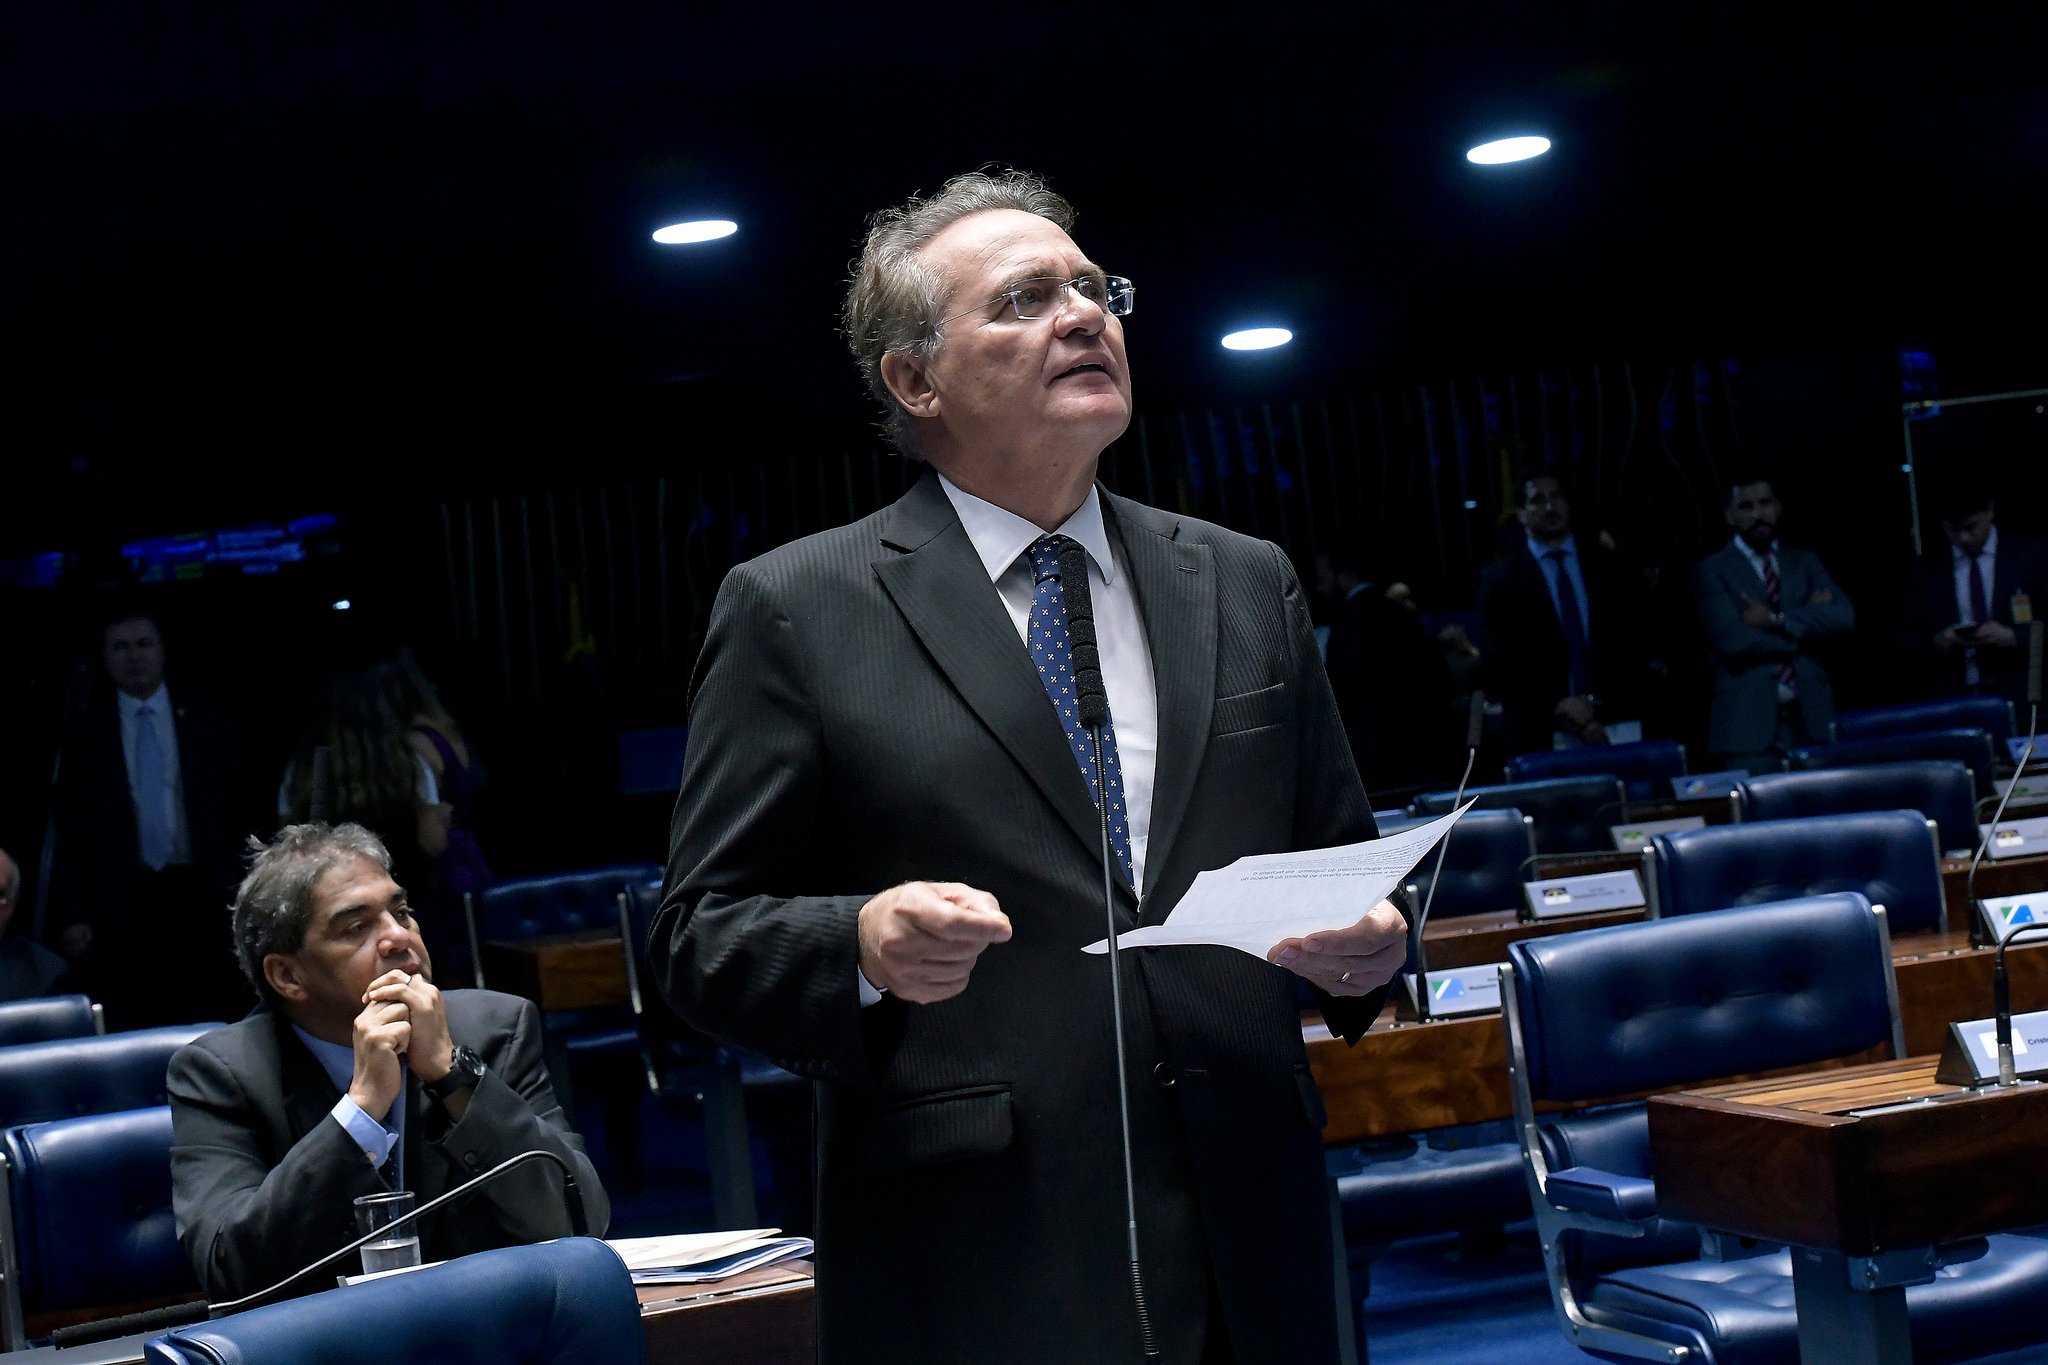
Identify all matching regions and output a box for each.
[936,274,1136,332]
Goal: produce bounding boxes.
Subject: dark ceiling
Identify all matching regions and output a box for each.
[8,2,2048,537]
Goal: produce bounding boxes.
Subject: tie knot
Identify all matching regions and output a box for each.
[1545,548,1568,563]
[1026,534,1081,582]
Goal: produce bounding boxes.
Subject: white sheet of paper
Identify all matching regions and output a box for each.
[1081,802,1472,959]
[606,1230,784,1272]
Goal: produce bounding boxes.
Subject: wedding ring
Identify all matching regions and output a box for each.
[1339,971,1353,984]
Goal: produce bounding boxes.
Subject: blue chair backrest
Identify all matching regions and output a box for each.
[3,1106,191,1329]
[616,726,688,797]
[1791,727,1999,794]
[1414,775,1627,854]
[1402,808,1538,920]
[1505,740,1688,802]
[1836,696,2015,746]
[1738,761,1979,855]
[1507,893,1897,1105]
[473,863,664,942]
[144,1237,644,1365]
[0,1024,221,1130]
[1648,810,1945,932]
[0,995,99,1047]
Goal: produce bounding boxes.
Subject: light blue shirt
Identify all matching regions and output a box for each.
[1526,534,1590,639]
[292,1024,404,1185]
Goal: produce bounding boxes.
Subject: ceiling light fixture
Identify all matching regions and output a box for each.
[652,219,738,245]
[1221,327,1293,351]
[1466,136,1551,165]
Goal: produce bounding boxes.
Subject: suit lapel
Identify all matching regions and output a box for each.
[276,1016,344,1150]
[1103,495,1215,904]
[872,473,1107,867]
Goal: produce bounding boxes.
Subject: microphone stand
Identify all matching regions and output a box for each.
[1992,922,2048,1087]
[1409,692,1485,1023]
[1058,542,1158,1363]
[48,1150,588,1349]
[1966,622,2042,946]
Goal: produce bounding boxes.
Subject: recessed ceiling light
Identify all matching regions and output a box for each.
[652,219,738,245]
[1466,136,1551,165]
[1221,327,1293,351]
[332,599,352,611]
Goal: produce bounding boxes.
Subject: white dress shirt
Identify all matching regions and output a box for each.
[858,476,1162,1006]
[118,684,191,865]
[1953,525,1998,688]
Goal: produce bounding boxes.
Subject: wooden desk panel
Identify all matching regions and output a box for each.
[639,1263,814,1365]
[1421,906,1645,970]
[481,933,630,1011]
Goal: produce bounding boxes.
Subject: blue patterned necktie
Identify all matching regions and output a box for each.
[133,704,174,871]
[1025,534,1133,888]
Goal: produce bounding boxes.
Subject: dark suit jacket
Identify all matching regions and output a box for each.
[1898,530,2048,701]
[50,688,249,938]
[1692,542,1855,754]
[652,472,1384,1365]
[1474,539,1645,757]
[167,990,608,1301]
[1324,583,1455,789]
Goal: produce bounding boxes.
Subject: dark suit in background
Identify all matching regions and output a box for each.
[50,690,252,1028]
[654,472,1383,1365]
[1692,541,1855,770]
[1324,581,1456,791]
[1475,539,1646,758]
[167,989,607,1301]
[1898,530,2048,702]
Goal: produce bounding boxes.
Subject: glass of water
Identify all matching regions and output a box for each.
[354,1191,421,1275]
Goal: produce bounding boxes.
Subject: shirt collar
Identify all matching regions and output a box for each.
[291,1022,358,1095]
[118,683,171,719]
[1526,533,1578,561]
[1733,534,1779,565]
[1953,526,1999,562]
[936,472,1119,586]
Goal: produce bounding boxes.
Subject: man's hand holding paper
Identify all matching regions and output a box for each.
[1082,805,1472,998]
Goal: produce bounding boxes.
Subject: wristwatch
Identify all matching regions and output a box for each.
[424,1045,486,1104]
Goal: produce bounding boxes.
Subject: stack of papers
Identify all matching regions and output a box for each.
[606,1229,814,1284]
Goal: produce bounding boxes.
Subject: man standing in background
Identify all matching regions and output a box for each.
[1899,482,2048,703]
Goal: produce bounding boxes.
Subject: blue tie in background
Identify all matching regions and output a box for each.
[133,704,174,870]
[1025,534,1133,889]
[1543,548,1592,698]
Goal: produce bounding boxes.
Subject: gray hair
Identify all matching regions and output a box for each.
[842,167,1076,460]
[231,823,393,1003]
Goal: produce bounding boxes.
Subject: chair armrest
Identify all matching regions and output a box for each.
[1545,1165,1660,1222]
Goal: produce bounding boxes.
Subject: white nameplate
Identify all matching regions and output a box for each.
[1610,816,1706,851]
[1980,815,2048,860]
[1416,965,1502,1017]
[1523,870,1647,920]
[1997,773,2048,809]
[1670,771,1747,800]
[1945,1009,2048,1084]
[1978,891,2048,943]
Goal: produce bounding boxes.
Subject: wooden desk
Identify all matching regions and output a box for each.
[639,1262,815,1365]
[1648,1060,2048,1363]
[1421,906,1643,971]
[481,932,630,1011]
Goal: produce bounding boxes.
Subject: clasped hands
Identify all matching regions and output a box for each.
[856,882,1406,1004]
[348,969,456,1119]
[1739,586,1833,629]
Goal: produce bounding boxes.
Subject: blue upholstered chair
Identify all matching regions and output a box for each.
[1506,740,1689,803]
[1503,895,2048,1364]
[0,1023,221,1130]
[1413,775,1628,855]
[1835,697,2016,747]
[144,1237,642,1365]
[1736,761,1980,856]
[0,1106,193,1349]
[0,995,102,1046]
[1646,810,1947,933]
[619,880,809,1232]
[1791,728,2001,796]
[1400,808,1539,923]
[462,862,663,988]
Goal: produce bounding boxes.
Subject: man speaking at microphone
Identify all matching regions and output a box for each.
[651,168,1405,1365]
[167,823,608,1301]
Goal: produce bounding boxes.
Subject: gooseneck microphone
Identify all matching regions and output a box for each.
[1409,691,1485,1023]
[1057,540,1159,1364]
[49,1149,589,1348]
[1966,621,2043,946]
[1992,921,2048,1087]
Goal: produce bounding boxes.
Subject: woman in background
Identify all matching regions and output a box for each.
[377,650,494,902]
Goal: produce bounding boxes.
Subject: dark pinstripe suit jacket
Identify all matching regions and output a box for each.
[653,470,1385,1365]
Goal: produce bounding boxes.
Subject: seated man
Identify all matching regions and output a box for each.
[168,822,608,1301]
[0,846,70,1001]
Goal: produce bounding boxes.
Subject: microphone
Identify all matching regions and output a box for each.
[1966,621,2042,946]
[1991,922,2048,1087]
[1056,540,1159,1363]
[49,1149,590,1348]
[1409,691,1485,1022]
